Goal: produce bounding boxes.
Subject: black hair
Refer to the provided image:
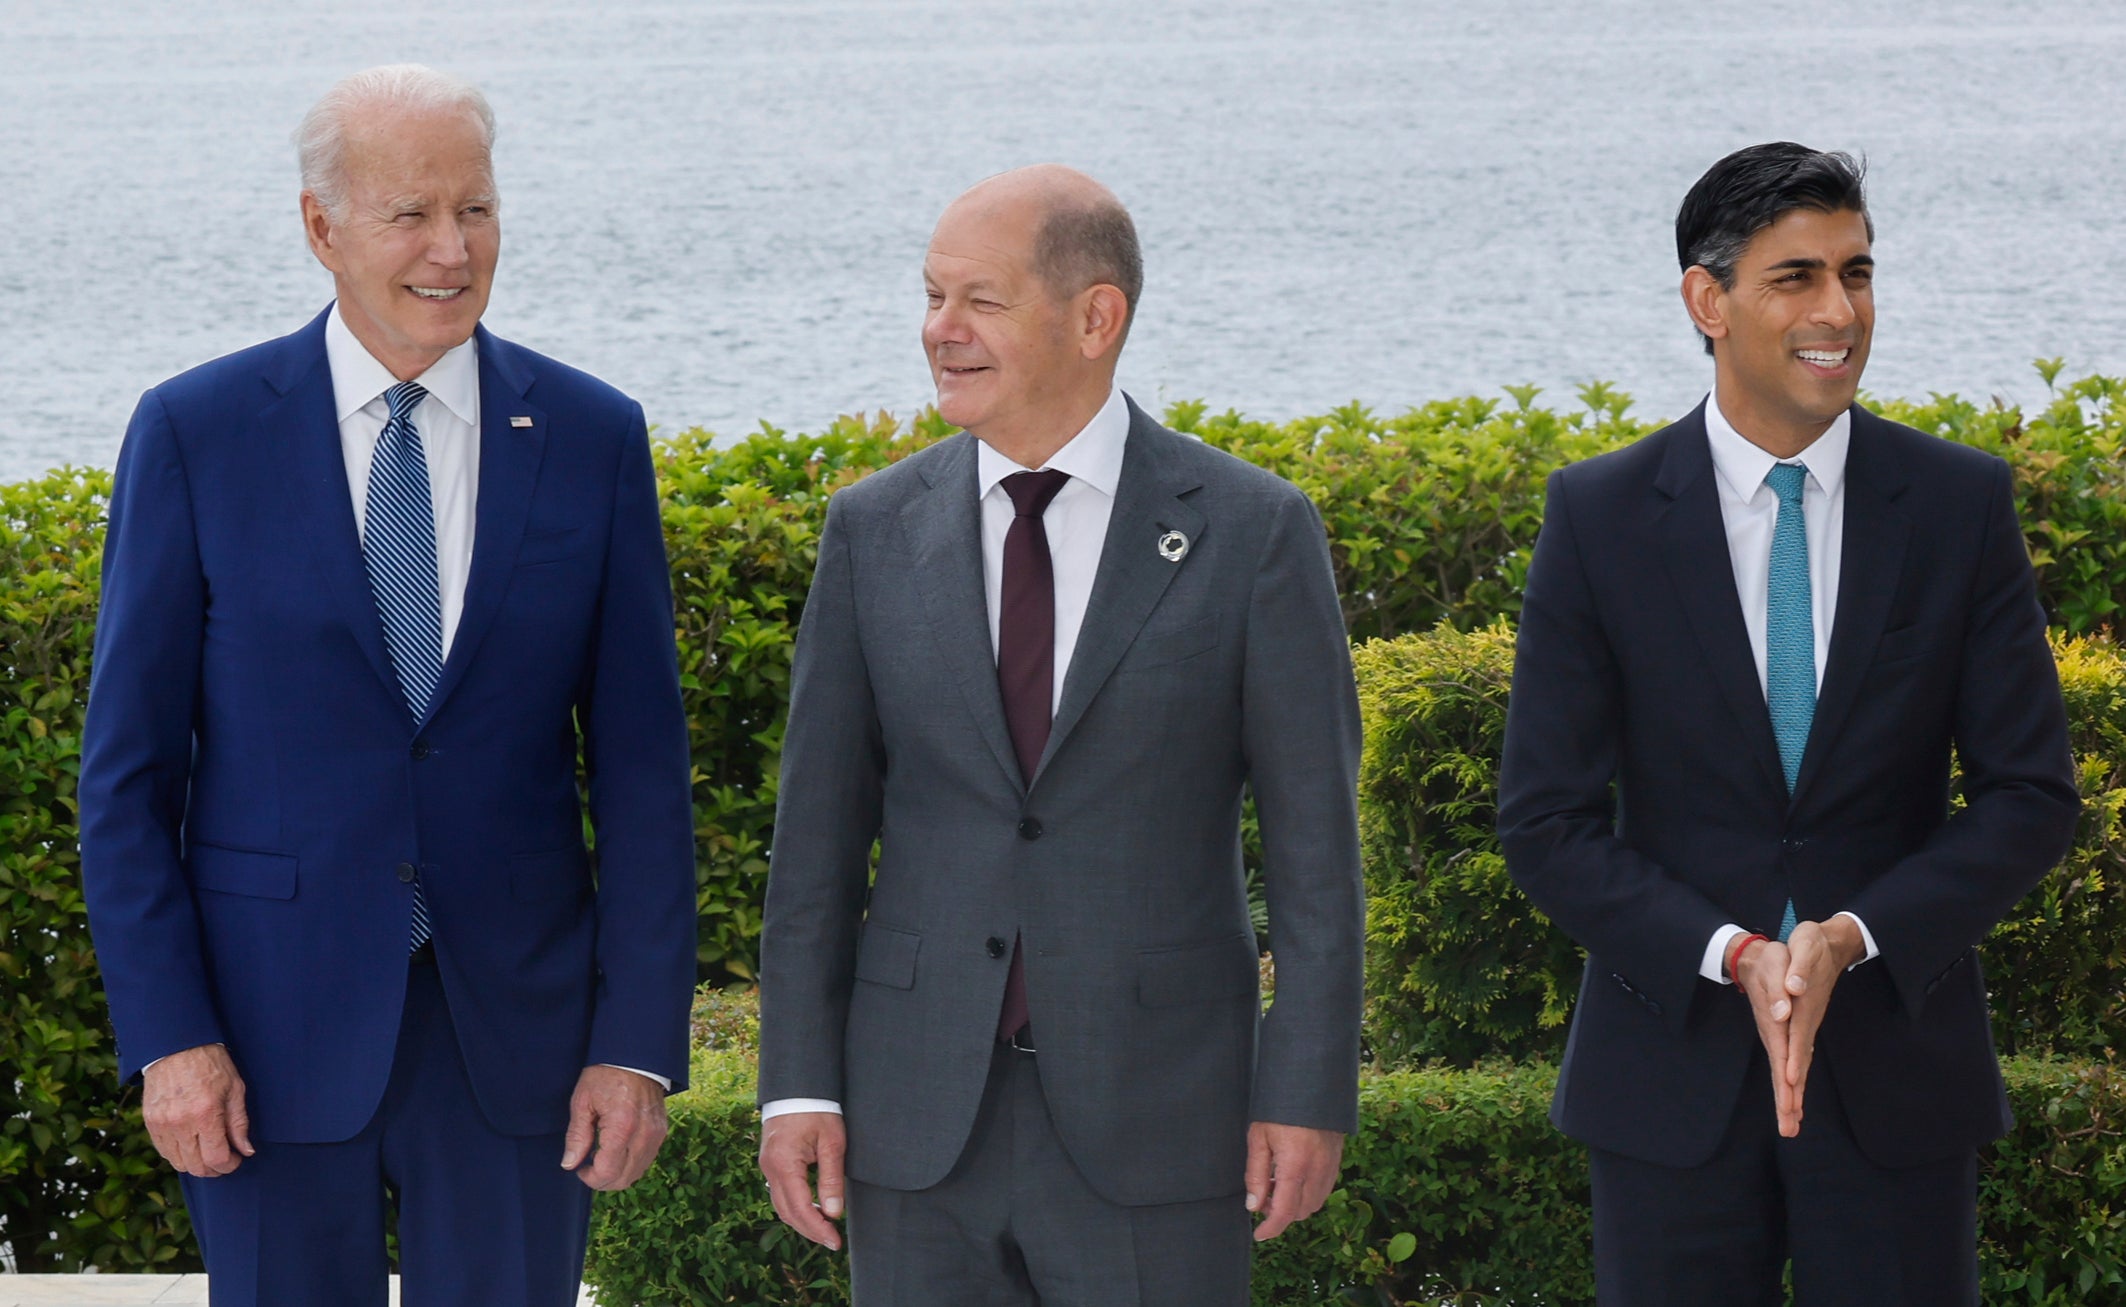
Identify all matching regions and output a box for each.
[1676,143,1871,354]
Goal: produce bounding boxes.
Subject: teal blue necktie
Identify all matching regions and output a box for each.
[1765,462,1812,941]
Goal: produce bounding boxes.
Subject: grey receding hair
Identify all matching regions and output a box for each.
[297,64,496,217]
[1033,198,1143,345]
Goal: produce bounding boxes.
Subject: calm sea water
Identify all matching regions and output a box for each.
[3,1,2122,483]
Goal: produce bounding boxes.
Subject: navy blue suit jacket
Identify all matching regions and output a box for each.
[1498,403,2078,1169]
[80,308,698,1142]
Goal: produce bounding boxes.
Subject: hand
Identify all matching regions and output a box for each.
[1243,1121,1344,1241]
[561,1066,669,1191]
[1729,936,1802,1136]
[142,1043,254,1178]
[1775,916,1866,1133]
[760,1111,846,1250]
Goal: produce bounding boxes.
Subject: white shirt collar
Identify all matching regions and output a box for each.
[324,301,480,428]
[975,387,1130,500]
[1704,385,1851,504]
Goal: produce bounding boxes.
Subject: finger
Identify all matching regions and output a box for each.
[169,1125,205,1178]
[198,1123,238,1177]
[1243,1127,1271,1213]
[226,1080,256,1158]
[765,1153,841,1248]
[1253,1161,1306,1242]
[817,1133,847,1221]
[560,1098,597,1171]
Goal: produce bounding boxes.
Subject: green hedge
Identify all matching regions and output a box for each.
[1356,623,2126,1066]
[6,372,2123,1269]
[585,993,2126,1306]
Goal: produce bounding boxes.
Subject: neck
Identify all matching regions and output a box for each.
[973,383,1113,469]
[1711,377,1836,461]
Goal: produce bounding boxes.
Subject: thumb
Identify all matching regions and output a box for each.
[1244,1126,1271,1213]
[226,1079,256,1157]
[560,1100,597,1170]
[817,1137,847,1220]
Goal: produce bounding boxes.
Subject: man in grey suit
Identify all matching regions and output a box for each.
[755,165,1365,1303]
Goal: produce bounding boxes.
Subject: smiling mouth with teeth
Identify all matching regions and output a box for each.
[410,287,465,300]
[1797,348,1850,365]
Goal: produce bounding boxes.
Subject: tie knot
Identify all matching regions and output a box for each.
[1765,462,1807,506]
[1003,469,1071,518]
[385,381,429,423]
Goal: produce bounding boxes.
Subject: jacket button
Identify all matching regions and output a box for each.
[411,742,432,760]
[986,936,1007,958]
[396,862,418,884]
[1017,818,1043,840]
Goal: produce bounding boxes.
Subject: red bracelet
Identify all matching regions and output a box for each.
[1727,933,1768,983]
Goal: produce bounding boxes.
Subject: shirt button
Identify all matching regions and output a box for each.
[396,862,418,884]
[986,937,1008,958]
[1017,818,1043,841]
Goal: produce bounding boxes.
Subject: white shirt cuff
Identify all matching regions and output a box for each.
[761,1098,843,1119]
[600,1064,672,1092]
[1833,911,1880,968]
[1702,924,1748,984]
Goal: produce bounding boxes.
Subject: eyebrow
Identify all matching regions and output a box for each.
[1765,253,1876,272]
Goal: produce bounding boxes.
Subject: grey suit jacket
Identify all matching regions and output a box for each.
[758,397,1363,1205]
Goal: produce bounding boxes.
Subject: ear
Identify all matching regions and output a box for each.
[1680,266,1729,347]
[300,192,344,275]
[1077,283,1130,362]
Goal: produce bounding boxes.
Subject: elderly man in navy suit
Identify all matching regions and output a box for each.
[80,64,697,1305]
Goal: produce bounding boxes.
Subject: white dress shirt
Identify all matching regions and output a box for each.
[326,306,481,659]
[1696,388,1878,983]
[762,388,1131,1121]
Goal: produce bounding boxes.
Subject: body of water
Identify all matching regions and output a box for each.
[3,0,2123,482]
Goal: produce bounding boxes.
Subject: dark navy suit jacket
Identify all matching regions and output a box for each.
[1499,403,2078,1169]
[80,308,698,1142]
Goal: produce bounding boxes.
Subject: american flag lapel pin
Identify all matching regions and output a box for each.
[510,415,534,428]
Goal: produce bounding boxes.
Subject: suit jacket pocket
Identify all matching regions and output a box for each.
[516,526,588,568]
[1137,932,1259,1007]
[188,841,298,900]
[854,924,921,990]
[1872,620,1949,667]
[509,847,591,903]
[1118,615,1220,674]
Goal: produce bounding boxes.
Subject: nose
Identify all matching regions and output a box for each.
[427,214,471,269]
[1809,278,1857,332]
[923,299,968,351]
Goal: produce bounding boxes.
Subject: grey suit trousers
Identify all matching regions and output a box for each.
[848,1044,1252,1307]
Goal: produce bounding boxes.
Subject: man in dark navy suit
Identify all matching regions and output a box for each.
[1499,143,2078,1303]
[79,64,697,1305]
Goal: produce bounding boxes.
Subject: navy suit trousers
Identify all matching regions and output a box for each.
[181,958,592,1306]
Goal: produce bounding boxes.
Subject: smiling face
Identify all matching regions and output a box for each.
[301,105,498,380]
[1686,205,1874,453]
[920,198,1087,447]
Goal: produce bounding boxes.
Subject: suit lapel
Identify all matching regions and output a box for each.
[269,311,402,706]
[421,326,546,727]
[1037,402,1206,779]
[900,434,1025,792]
[1791,408,1911,805]
[1654,405,1789,799]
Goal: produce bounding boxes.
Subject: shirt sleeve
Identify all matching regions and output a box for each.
[1701,924,1749,984]
[761,1098,843,1119]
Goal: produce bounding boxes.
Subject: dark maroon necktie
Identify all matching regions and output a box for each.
[995,469,1070,1042]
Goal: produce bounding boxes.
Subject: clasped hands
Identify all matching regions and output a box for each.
[1728,915,1866,1137]
[760,1113,1344,1249]
[140,1047,666,1189]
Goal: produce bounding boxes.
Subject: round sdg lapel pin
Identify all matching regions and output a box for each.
[1157,529,1189,563]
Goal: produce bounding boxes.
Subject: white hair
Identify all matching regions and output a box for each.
[296,64,496,217]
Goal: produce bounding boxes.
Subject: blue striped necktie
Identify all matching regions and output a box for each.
[361,380,441,951]
[1765,462,1813,942]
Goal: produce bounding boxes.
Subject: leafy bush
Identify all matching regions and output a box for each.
[0,466,192,1271]
[1357,625,2126,1067]
[585,997,2126,1307]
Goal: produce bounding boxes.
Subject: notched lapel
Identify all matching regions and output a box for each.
[422,334,546,726]
[1791,412,1911,806]
[899,436,1024,792]
[1037,412,1206,780]
[269,335,401,706]
[1654,413,1788,799]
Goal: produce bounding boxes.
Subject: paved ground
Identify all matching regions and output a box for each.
[1,1278,600,1305]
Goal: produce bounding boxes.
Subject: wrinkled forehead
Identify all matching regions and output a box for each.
[342,107,495,185]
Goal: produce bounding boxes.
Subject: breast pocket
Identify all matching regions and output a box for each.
[1117,614,1220,675]
[516,526,590,568]
[1871,620,1951,668]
